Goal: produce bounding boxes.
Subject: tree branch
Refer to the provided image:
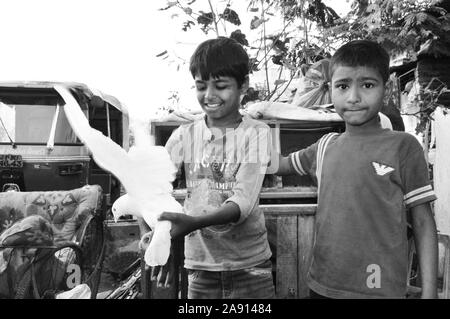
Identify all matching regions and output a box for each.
[207,0,220,36]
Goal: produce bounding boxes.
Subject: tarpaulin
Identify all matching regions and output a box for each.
[292,59,332,108]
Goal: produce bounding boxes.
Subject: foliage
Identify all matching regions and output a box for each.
[220,7,241,26]
[323,0,450,57]
[155,0,450,135]
[319,0,450,137]
[156,0,341,111]
[415,77,450,134]
[269,0,340,26]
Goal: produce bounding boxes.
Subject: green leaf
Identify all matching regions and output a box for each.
[197,12,214,28]
[366,4,379,14]
[250,16,266,30]
[230,29,249,46]
[182,20,195,31]
[219,8,241,26]
[274,79,287,86]
[159,1,177,11]
[156,50,168,57]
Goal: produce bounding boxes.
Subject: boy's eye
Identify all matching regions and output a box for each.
[363,83,375,89]
[196,85,206,91]
[335,84,348,90]
[216,85,227,90]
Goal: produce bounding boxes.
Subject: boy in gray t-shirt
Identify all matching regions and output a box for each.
[149,37,275,299]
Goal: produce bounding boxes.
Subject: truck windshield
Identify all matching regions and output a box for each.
[0,102,78,144]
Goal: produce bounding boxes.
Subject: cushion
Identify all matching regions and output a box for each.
[0,185,103,298]
[0,193,26,234]
[0,185,103,245]
[0,215,54,247]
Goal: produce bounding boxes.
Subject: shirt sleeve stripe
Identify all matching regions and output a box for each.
[404,190,436,206]
[404,185,432,200]
[290,152,306,175]
[316,133,338,192]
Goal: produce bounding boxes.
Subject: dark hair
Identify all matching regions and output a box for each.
[330,40,390,83]
[189,37,249,88]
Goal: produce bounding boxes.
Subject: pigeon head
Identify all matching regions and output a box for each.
[111,195,129,222]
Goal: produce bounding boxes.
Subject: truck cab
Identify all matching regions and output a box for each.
[0,81,128,207]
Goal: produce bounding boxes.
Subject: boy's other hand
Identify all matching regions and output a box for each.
[159,212,200,239]
[138,230,154,251]
[150,257,173,288]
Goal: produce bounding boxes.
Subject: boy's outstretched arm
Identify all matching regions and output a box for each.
[410,202,438,299]
[151,204,240,288]
[159,202,240,239]
[275,153,295,175]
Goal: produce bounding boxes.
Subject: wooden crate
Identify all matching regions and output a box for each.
[262,204,316,299]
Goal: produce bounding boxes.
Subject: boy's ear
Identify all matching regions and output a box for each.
[240,75,250,94]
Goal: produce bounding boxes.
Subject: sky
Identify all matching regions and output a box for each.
[0,0,351,118]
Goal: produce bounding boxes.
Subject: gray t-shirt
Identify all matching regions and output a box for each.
[165,115,272,271]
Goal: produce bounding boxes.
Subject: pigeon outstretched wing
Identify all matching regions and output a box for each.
[56,85,182,266]
[56,85,176,200]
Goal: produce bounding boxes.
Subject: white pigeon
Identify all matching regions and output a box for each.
[55,85,183,266]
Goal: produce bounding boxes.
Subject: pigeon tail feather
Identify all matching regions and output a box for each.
[144,220,172,266]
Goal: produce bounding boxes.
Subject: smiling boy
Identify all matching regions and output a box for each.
[276,40,438,298]
[155,37,275,299]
